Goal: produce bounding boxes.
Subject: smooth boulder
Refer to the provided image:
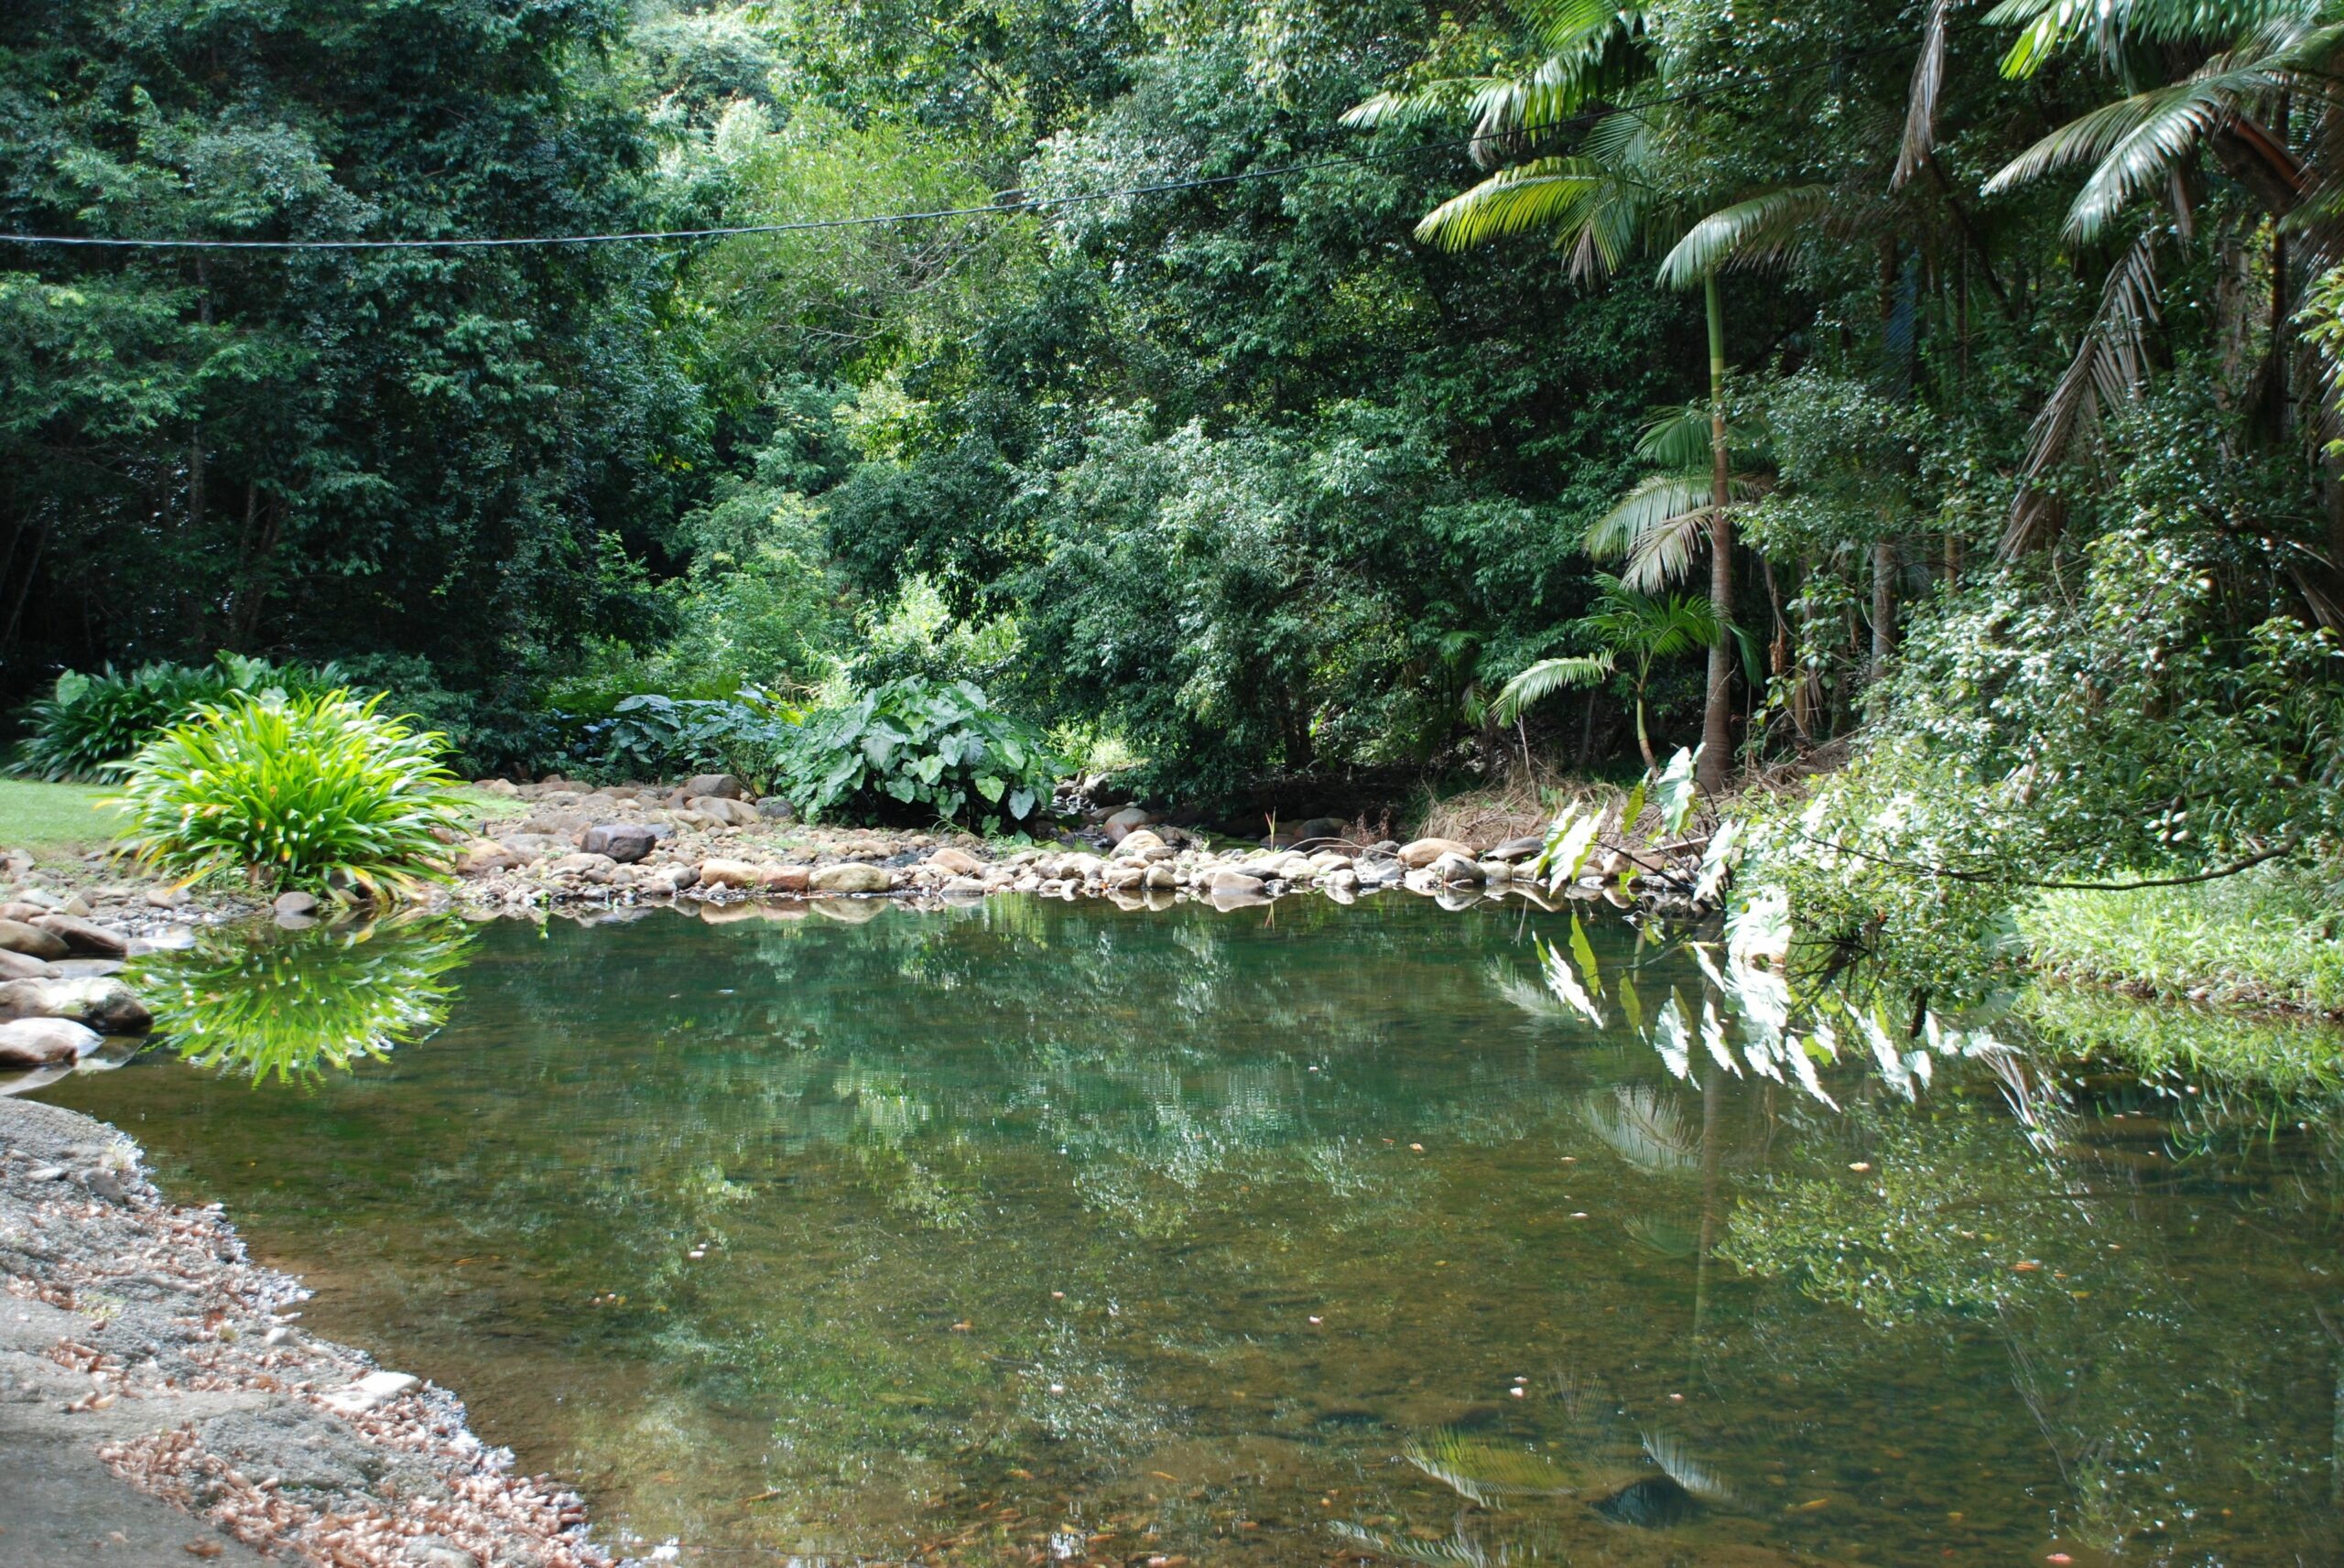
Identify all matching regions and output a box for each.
[809,862,892,894]
[582,823,657,864]
[0,977,151,1033]
[691,795,761,827]
[682,773,744,800]
[1427,851,1485,885]
[1489,835,1548,862]
[0,948,60,981]
[926,846,984,875]
[697,858,761,891]
[1395,837,1477,869]
[0,918,69,962]
[0,1017,101,1068]
[34,914,128,958]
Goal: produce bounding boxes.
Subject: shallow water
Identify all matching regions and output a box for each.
[36,896,2344,1566]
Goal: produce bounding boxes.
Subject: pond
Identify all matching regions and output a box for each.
[31,896,2344,1567]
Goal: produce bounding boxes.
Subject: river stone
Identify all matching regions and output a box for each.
[1210,869,1267,894]
[1428,852,1484,884]
[692,795,761,827]
[0,918,69,962]
[1103,863,1145,889]
[1489,834,1547,862]
[755,796,797,822]
[35,916,125,957]
[1292,816,1349,844]
[582,823,657,864]
[927,846,983,875]
[1397,837,1477,869]
[1114,829,1169,859]
[0,1017,100,1068]
[941,876,991,899]
[1143,863,1178,890]
[1104,805,1153,831]
[0,977,151,1033]
[682,773,743,800]
[0,947,60,981]
[274,891,320,918]
[698,858,760,891]
[756,863,809,892]
[548,851,619,883]
[454,839,526,875]
[473,777,518,795]
[809,862,892,894]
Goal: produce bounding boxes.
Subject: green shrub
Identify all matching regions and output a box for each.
[779,676,1058,834]
[591,687,802,792]
[13,654,342,781]
[111,690,470,895]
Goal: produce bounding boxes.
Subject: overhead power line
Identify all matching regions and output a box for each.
[0,45,1906,254]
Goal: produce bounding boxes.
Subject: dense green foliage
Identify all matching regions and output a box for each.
[112,691,470,894]
[780,677,1058,833]
[7,0,2344,911]
[12,654,341,780]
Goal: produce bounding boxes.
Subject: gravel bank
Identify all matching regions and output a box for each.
[0,1098,618,1568]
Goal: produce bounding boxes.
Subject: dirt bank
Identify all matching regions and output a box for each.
[0,1098,619,1568]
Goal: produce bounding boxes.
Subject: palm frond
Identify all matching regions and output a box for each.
[1584,471,1710,557]
[1579,1083,1698,1173]
[1342,77,1512,132]
[2002,229,2162,554]
[1894,0,1954,189]
[1641,1430,1736,1502]
[1329,1522,1491,1567]
[1987,0,2313,77]
[1413,157,1632,253]
[1491,654,1613,724]
[1655,185,1839,288]
[1402,1431,1581,1506]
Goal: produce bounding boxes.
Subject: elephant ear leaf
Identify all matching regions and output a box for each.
[973,773,1006,804]
[1008,786,1037,820]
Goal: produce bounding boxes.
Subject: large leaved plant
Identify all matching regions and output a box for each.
[780,676,1058,834]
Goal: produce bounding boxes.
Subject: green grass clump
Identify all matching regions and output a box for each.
[112,690,470,896]
[0,777,127,857]
[2019,861,2344,1016]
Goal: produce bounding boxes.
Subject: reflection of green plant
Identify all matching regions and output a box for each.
[111,690,470,894]
[133,917,475,1083]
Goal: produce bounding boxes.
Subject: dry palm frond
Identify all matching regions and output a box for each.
[2001,230,2162,556]
[1894,0,1956,188]
[1330,1521,1492,1566]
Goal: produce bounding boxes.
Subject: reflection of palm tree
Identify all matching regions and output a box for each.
[132,915,473,1083]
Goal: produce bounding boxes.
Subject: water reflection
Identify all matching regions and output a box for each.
[130,915,474,1082]
[37,896,2344,1566]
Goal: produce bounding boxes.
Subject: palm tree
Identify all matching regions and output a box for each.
[1970,0,2344,574]
[1492,572,1724,766]
[1344,0,1748,792]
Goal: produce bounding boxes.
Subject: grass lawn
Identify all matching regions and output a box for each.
[0,777,129,860]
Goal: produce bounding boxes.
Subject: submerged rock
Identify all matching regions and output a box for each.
[1594,1475,1698,1529]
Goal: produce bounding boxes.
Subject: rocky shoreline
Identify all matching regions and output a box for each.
[436,774,1708,921]
[1,1097,619,1568]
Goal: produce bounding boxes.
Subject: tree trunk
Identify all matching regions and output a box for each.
[1870,538,1897,688]
[1698,272,1733,795]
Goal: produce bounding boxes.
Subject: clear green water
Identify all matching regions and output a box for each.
[33,897,2344,1567]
